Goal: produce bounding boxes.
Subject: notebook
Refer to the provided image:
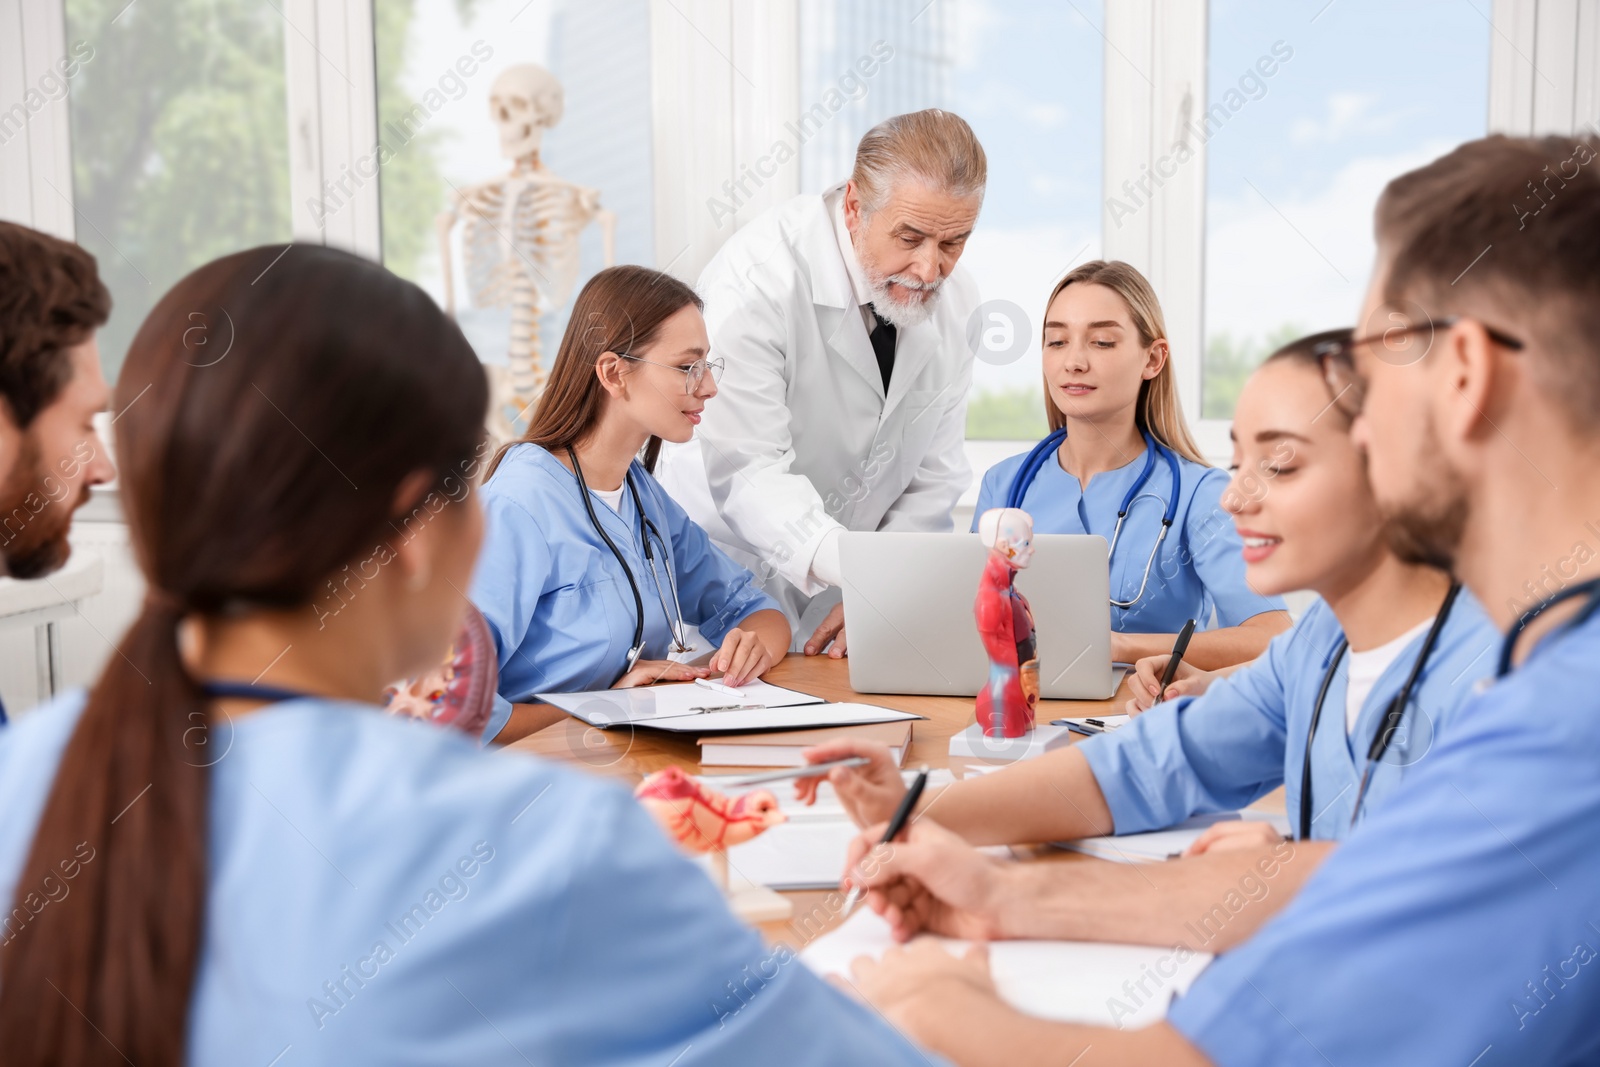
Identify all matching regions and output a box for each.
[801,909,1211,1029]
[698,721,913,768]
[1058,811,1292,864]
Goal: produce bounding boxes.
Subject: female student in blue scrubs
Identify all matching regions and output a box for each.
[809,329,1499,870]
[470,266,790,743]
[0,247,929,1066]
[972,260,1289,669]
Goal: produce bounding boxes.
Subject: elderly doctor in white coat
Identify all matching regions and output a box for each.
[657,109,986,656]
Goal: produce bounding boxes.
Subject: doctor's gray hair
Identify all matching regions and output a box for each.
[850,109,987,216]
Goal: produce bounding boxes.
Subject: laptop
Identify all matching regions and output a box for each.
[839,532,1118,699]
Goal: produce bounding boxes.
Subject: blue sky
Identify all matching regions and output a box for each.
[801,0,1491,401]
[810,0,1108,396]
[397,0,1493,406]
[1204,0,1491,382]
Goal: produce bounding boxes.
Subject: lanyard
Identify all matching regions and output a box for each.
[1496,576,1600,678]
[201,681,314,703]
[1298,582,1461,840]
[1004,428,1183,609]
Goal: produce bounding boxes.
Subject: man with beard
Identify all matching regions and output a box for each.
[833,133,1600,1066]
[656,110,985,655]
[0,222,118,721]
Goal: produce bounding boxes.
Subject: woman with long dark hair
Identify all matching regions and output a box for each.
[470,265,790,743]
[0,246,926,1066]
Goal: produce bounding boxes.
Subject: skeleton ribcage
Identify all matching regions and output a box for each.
[461,178,598,313]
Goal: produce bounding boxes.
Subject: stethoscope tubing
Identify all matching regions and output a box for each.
[1297,582,1462,840]
[1006,427,1181,610]
[567,448,691,681]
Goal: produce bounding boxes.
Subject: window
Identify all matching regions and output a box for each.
[1201,0,1490,419]
[64,0,294,381]
[797,0,1104,442]
[376,0,652,370]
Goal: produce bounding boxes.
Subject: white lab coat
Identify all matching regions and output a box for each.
[656,186,979,633]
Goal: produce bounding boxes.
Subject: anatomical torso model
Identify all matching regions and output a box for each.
[974,507,1040,739]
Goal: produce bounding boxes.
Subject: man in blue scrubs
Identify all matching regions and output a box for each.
[843,133,1600,1066]
[0,223,118,723]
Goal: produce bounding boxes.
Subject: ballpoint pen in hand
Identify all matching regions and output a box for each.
[1158,619,1197,698]
[840,765,929,918]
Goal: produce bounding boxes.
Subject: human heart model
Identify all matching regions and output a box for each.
[634,767,792,921]
[974,507,1040,739]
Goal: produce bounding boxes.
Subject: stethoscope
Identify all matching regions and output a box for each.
[567,448,692,679]
[1006,426,1182,609]
[1297,582,1461,840]
[1496,576,1600,679]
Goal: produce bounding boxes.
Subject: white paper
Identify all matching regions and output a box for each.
[711,772,956,891]
[536,679,823,724]
[1058,811,1291,864]
[802,909,1211,1030]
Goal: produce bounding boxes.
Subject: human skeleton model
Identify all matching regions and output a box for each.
[635,766,786,892]
[974,507,1040,739]
[437,63,615,442]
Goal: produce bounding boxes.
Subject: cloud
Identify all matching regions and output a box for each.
[1205,140,1458,344]
[1023,102,1068,129]
[951,0,1004,71]
[1289,91,1411,145]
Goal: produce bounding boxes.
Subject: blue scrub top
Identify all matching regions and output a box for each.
[1079,591,1499,839]
[471,444,780,739]
[973,443,1284,634]
[1169,603,1600,1066]
[0,692,938,1066]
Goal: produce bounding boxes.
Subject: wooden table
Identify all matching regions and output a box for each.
[507,653,1136,945]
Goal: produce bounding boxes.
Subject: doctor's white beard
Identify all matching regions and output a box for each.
[863,263,944,330]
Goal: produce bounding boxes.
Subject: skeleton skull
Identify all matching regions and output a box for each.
[489,64,565,160]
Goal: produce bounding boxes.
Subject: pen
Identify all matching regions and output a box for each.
[684,703,769,713]
[841,765,929,919]
[1085,718,1106,727]
[695,677,746,697]
[1053,719,1102,735]
[720,757,870,787]
[1159,619,1198,697]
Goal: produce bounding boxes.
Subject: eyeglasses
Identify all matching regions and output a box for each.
[1313,315,1525,418]
[616,352,726,395]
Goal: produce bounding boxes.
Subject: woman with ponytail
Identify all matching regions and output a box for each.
[0,246,930,1066]
[972,260,1289,670]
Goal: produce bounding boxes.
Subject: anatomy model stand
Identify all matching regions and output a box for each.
[635,766,793,922]
[950,507,1071,763]
[437,63,615,443]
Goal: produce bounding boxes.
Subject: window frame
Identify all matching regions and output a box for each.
[3,0,1585,465]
